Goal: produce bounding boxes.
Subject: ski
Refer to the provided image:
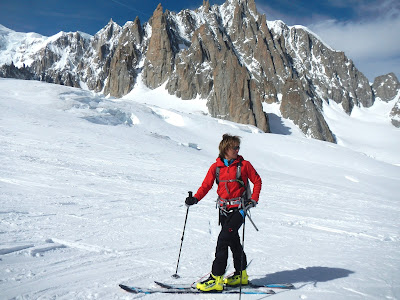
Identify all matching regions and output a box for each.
[263,283,295,289]
[154,280,275,294]
[155,280,294,290]
[119,283,275,295]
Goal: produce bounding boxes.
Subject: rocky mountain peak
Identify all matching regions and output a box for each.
[203,0,211,11]
[372,72,399,102]
[96,19,121,40]
[142,3,177,89]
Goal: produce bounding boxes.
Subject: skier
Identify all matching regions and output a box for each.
[185,134,262,292]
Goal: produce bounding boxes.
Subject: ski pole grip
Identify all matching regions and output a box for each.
[188,191,193,198]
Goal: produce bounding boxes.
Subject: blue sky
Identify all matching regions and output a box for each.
[1,0,399,81]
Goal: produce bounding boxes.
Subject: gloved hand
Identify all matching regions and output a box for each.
[185,196,198,206]
[245,199,257,210]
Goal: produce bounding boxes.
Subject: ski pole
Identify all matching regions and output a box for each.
[245,209,259,231]
[172,191,192,279]
[239,210,246,300]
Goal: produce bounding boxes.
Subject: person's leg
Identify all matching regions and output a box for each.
[196,214,228,291]
[230,230,247,273]
[211,214,229,276]
[212,210,244,275]
[224,211,249,286]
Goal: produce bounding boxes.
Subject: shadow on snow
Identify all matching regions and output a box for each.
[252,266,354,287]
[266,113,292,135]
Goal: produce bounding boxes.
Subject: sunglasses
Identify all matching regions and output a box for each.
[232,146,240,151]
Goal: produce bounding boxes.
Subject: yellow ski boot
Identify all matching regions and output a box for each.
[224,270,249,286]
[196,273,224,292]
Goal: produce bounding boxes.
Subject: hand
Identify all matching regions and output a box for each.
[185,196,198,206]
[245,199,257,210]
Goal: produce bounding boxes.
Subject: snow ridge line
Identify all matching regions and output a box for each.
[29,243,66,257]
[0,239,121,257]
[305,224,383,241]
[49,238,122,254]
[0,245,34,255]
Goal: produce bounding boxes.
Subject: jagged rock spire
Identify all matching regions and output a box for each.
[203,0,210,11]
[142,3,176,89]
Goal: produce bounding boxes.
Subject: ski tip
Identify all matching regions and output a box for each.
[119,284,145,294]
[119,284,130,291]
[266,283,295,289]
[154,281,169,288]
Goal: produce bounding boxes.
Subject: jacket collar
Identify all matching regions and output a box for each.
[216,155,244,167]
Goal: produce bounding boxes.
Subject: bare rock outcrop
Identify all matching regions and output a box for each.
[104,17,143,97]
[390,99,400,128]
[372,73,400,102]
[280,78,335,142]
[142,4,177,89]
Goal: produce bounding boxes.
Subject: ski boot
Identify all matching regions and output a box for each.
[224,269,248,286]
[196,273,224,292]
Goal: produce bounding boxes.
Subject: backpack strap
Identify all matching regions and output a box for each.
[216,161,243,185]
[235,161,251,201]
[236,161,242,182]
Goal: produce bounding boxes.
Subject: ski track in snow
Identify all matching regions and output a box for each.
[0,79,399,300]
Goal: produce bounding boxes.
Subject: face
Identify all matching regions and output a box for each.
[225,144,240,160]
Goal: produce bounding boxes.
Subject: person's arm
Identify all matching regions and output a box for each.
[194,163,217,201]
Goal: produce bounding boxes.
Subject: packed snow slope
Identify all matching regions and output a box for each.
[0,78,399,300]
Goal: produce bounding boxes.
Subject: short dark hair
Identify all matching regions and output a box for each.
[218,134,241,159]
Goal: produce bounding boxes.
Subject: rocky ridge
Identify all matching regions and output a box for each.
[0,0,399,140]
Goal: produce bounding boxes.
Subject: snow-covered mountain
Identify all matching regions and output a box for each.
[0,0,399,141]
[1,78,399,299]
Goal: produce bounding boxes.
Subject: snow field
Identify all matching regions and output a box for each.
[0,78,399,299]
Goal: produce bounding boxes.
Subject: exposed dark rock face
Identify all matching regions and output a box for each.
[372,73,399,102]
[280,78,335,142]
[143,4,178,89]
[0,62,36,80]
[390,99,400,128]
[104,17,144,97]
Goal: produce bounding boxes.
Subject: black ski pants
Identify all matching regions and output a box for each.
[212,209,247,276]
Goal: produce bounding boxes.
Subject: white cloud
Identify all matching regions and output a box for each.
[308,17,400,59]
[308,13,400,81]
[256,0,400,81]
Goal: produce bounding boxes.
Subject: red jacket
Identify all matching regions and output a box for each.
[194,155,262,210]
